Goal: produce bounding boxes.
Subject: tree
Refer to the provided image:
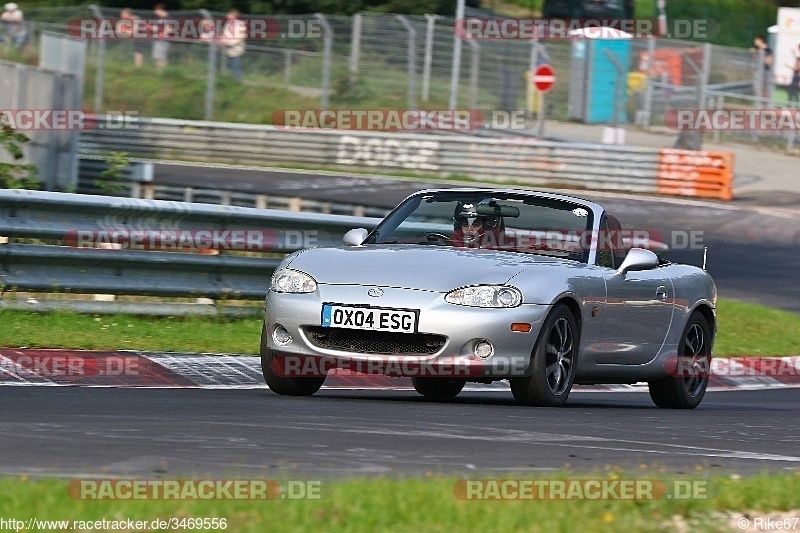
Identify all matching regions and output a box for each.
[0,123,40,190]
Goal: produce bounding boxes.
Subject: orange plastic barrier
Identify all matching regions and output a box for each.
[639,47,704,86]
[656,149,734,201]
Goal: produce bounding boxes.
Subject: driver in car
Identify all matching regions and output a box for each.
[451,200,505,248]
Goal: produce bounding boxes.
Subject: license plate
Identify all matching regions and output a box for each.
[321,304,418,333]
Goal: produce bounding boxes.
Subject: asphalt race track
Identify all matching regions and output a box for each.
[154,163,800,313]
[0,387,797,478]
[1,165,797,481]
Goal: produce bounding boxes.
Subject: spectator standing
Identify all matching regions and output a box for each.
[787,44,800,105]
[750,35,773,99]
[1,3,27,50]
[220,9,246,83]
[120,8,146,68]
[151,3,170,71]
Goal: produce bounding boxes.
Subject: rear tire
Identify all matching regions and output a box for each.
[648,312,711,409]
[260,324,325,396]
[411,377,466,399]
[510,303,578,407]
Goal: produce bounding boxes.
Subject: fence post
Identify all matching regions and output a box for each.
[641,37,656,128]
[467,40,479,109]
[200,9,216,120]
[47,73,64,190]
[395,15,417,110]
[675,46,708,150]
[315,13,332,110]
[284,49,292,86]
[754,48,765,106]
[787,92,798,152]
[603,49,625,144]
[712,94,722,143]
[700,43,711,111]
[527,39,539,120]
[350,13,362,84]
[422,14,436,102]
[449,0,466,109]
[90,5,105,113]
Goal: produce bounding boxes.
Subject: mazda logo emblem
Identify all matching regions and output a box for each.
[367,288,383,297]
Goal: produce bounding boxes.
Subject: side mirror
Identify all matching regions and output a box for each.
[617,247,659,275]
[342,228,369,246]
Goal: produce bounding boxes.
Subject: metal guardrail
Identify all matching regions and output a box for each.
[148,186,391,217]
[74,158,387,216]
[0,189,382,299]
[80,116,658,190]
[1,243,279,299]
[80,116,733,199]
[75,157,390,216]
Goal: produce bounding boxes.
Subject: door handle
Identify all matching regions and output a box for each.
[656,286,668,300]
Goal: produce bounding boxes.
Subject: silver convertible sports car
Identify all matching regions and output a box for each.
[262,189,717,408]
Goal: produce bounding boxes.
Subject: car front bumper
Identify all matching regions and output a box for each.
[264,283,552,379]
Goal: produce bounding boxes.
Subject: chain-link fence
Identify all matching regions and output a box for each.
[3,7,796,150]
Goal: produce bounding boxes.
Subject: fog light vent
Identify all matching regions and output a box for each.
[272,325,293,346]
[474,340,494,359]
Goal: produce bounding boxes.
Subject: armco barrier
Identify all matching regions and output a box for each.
[1,243,280,299]
[79,116,735,200]
[0,189,381,299]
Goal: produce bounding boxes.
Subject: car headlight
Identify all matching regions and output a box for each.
[445,285,522,308]
[270,269,317,293]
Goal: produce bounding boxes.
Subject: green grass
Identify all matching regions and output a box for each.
[0,473,798,532]
[713,299,800,356]
[0,310,263,355]
[85,55,497,122]
[0,297,797,356]
[79,49,468,123]
[85,61,322,124]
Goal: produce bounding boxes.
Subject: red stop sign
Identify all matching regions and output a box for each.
[533,64,555,93]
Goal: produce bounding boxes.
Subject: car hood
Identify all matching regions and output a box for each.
[285,245,569,292]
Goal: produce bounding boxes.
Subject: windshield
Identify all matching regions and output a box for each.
[363,191,595,263]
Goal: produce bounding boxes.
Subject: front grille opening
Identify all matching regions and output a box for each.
[304,327,446,355]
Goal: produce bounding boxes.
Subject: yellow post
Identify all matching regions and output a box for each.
[525,70,542,114]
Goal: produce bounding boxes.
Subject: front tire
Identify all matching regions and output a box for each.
[648,312,711,409]
[411,377,466,399]
[510,303,578,407]
[260,324,325,396]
